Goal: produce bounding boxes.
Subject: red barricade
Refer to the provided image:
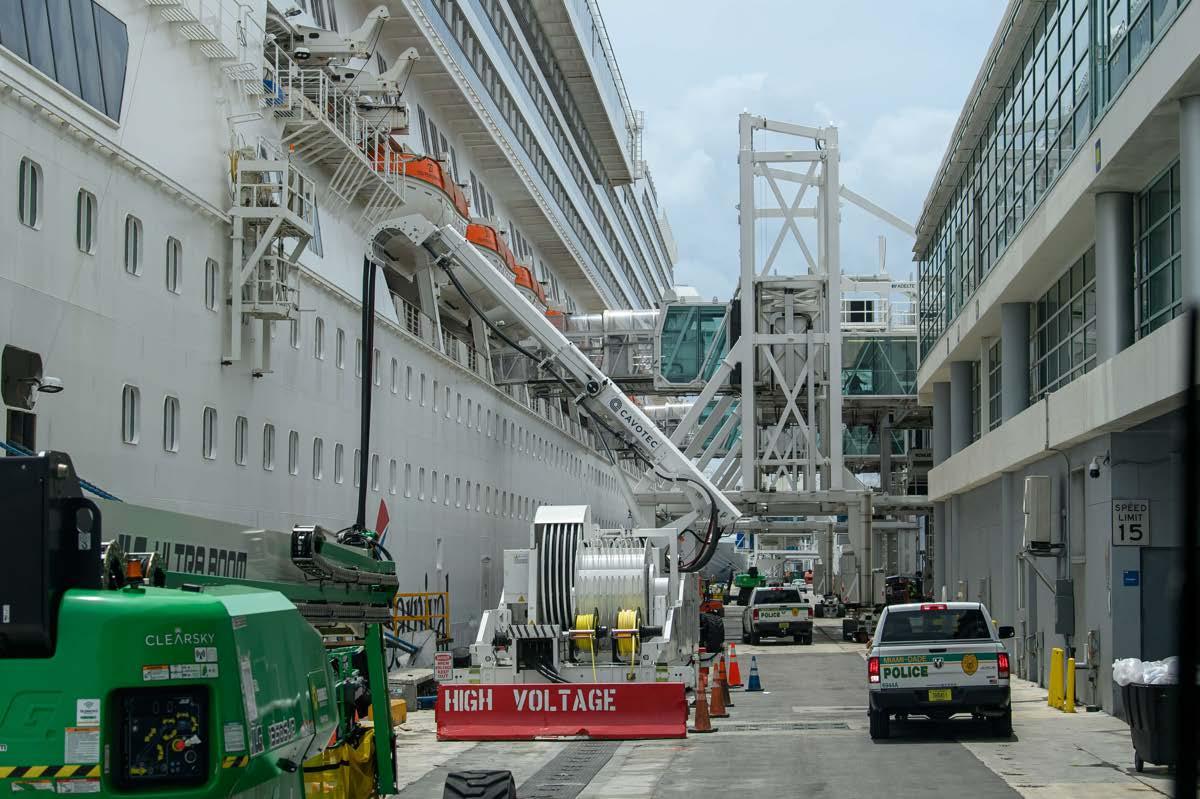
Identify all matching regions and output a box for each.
[436,682,688,740]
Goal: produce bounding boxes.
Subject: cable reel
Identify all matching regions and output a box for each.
[569,608,600,656]
[613,607,642,663]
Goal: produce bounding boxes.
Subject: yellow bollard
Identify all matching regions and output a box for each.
[1048,647,1064,709]
[1064,657,1076,713]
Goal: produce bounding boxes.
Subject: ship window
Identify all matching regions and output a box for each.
[405,365,413,399]
[75,189,96,254]
[486,409,492,437]
[120,384,139,444]
[4,0,128,119]
[205,259,219,311]
[466,398,472,428]
[122,215,141,273]
[431,470,438,502]
[334,442,344,483]
[165,237,181,294]
[390,358,399,394]
[417,105,430,153]
[288,430,299,475]
[445,386,451,419]
[312,437,323,480]
[433,380,439,412]
[314,317,325,360]
[389,458,397,495]
[162,396,179,452]
[336,329,345,368]
[355,338,363,378]
[373,349,380,386]
[485,486,491,513]
[404,463,412,497]
[370,453,378,490]
[418,467,425,500]
[420,373,426,406]
[289,319,300,348]
[475,483,481,511]
[233,415,247,465]
[201,406,217,460]
[17,158,42,229]
[353,448,361,487]
[455,477,461,507]
[308,0,337,31]
[262,423,275,471]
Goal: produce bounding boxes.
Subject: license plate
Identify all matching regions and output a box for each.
[779,623,790,631]
[928,689,952,702]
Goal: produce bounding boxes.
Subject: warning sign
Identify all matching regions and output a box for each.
[64,728,100,764]
[434,652,453,682]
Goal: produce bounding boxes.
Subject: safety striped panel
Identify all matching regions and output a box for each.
[507,623,559,639]
[0,765,101,779]
[222,756,250,768]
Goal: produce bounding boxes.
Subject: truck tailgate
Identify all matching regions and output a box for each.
[877,643,1002,690]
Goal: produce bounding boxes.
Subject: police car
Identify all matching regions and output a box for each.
[866,602,1014,739]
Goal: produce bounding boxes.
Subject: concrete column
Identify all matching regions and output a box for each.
[879,412,892,493]
[934,501,948,601]
[1094,192,1135,361]
[1182,96,1200,306]
[1000,303,1031,421]
[932,382,951,465]
[950,360,973,454]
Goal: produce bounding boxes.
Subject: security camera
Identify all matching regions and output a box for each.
[1088,456,1102,479]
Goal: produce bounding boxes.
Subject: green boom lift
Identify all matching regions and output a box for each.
[0,452,400,797]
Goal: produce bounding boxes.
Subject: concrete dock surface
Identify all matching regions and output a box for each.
[392,616,1180,798]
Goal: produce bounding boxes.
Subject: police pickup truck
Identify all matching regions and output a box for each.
[740,586,813,645]
[867,602,1014,739]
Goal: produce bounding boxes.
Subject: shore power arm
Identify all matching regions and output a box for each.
[404,219,740,525]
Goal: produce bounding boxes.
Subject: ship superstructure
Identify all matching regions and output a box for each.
[0,0,674,642]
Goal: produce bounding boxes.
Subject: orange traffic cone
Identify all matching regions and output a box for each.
[717,655,734,708]
[690,671,717,733]
[727,644,743,688]
[709,658,729,718]
[698,646,709,682]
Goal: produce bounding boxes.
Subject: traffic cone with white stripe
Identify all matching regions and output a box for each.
[745,655,763,692]
[708,658,729,718]
[717,655,734,707]
[690,670,717,733]
[727,644,743,688]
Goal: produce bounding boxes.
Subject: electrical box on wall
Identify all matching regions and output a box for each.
[1023,475,1052,552]
[1055,578,1075,636]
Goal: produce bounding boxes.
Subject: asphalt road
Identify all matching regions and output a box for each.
[396,612,1024,798]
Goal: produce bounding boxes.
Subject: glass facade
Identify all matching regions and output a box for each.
[659,305,726,385]
[0,0,128,120]
[970,361,982,442]
[425,0,665,309]
[1136,160,1182,336]
[919,0,1092,357]
[844,426,906,457]
[1029,248,1096,401]
[987,340,1002,431]
[842,338,919,396]
[1098,0,1187,108]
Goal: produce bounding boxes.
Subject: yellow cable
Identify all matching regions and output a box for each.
[574,612,599,682]
[616,608,640,680]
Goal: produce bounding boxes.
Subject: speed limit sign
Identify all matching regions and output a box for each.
[1112,500,1150,546]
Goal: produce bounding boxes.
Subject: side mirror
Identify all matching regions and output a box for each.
[998,625,1015,639]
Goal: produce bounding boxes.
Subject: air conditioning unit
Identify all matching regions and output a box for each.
[1023,475,1053,553]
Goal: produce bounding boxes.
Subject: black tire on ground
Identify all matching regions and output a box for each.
[793,634,804,644]
[699,612,725,653]
[868,708,890,740]
[750,632,761,645]
[444,770,517,799]
[1135,753,1144,773]
[804,635,813,645]
[741,629,751,644]
[990,706,1013,738]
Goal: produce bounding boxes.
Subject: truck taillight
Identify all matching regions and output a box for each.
[920,603,948,611]
[752,609,759,621]
[868,656,880,684]
[998,652,1009,678]
[807,606,813,618]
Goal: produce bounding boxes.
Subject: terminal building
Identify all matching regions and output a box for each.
[915,0,1198,712]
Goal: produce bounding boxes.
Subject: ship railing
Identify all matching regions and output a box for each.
[241,254,300,319]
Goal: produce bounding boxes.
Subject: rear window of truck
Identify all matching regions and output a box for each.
[879,608,991,642]
[753,589,801,604]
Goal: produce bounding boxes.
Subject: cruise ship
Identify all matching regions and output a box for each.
[0,0,675,643]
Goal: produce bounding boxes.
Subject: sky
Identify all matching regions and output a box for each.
[601,1,1008,300]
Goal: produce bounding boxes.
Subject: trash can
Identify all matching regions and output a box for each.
[1120,683,1179,772]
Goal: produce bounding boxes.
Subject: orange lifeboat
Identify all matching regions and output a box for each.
[370,144,469,229]
[513,264,547,310]
[466,222,520,276]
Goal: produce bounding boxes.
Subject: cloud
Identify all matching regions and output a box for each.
[842,106,958,189]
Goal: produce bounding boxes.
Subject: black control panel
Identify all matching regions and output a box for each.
[115,687,210,789]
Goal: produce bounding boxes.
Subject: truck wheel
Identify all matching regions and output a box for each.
[990,707,1013,738]
[1135,753,1144,773]
[750,632,761,645]
[793,634,804,644]
[868,708,890,740]
[444,770,517,798]
[741,630,751,644]
[804,634,813,645]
